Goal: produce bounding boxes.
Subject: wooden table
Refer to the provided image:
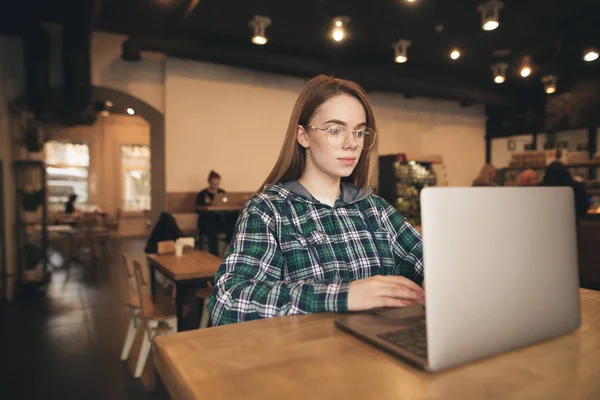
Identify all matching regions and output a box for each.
[196,205,243,213]
[147,251,222,331]
[154,289,600,400]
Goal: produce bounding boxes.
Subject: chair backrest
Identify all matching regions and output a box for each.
[121,253,138,303]
[157,240,175,254]
[133,260,153,315]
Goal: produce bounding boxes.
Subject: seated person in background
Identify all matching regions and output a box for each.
[472,163,498,186]
[540,161,590,223]
[196,170,225,206]
[65,194,78,214]
[209,75,424,326]
[196,171,235,256]
[517,169,539,186]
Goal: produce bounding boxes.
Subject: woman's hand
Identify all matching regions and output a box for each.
[347,275,425,311]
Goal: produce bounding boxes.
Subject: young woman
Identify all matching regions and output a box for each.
[209,75,424,326]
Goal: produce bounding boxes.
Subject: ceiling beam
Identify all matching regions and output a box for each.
[123,36,517,107]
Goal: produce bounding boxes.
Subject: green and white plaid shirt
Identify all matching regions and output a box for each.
[209,181,423,326]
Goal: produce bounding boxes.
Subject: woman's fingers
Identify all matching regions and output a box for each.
[380,297,413,308]
[378,283,424,301]
[375,275,424,294]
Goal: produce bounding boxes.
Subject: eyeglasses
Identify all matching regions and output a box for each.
[303,124,377,150]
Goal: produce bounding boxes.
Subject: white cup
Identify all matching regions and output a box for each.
[175,243,183,257]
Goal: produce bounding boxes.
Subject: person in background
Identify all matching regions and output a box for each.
[209,75,424,326]
[517,169,539,186]
[196,171,231,256]
[196,171,225,207]
[540,161,590,223]
[65,194,78,214]
[472,164,498,187]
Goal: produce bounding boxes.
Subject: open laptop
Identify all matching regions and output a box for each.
[212,192,254,207]
[335,187,581,372]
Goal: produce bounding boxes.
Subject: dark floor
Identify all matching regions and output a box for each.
[0,238,170,400]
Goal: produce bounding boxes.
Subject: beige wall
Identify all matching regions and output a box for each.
[165,59,305,192]
[371,93,486,187]
[91,32,165,114]
[164,59,487,192]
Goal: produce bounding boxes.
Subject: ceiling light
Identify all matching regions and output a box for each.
[249,15,271,46]
[333,28,344,42]
[491,62,508,84]
[542,75,558,94]
[127,108,135,115]
[450,49,461,60]
[520,56,532,77]
[99,110,110,117]
[478,0,504,31]
[331,16,350,42]
[584,48,599,62]
[393,39,411,63]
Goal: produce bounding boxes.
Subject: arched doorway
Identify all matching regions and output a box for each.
[92,87,165,223]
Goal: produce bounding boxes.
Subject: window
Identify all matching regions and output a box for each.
[45,141,90,207]
[121,145,151,211]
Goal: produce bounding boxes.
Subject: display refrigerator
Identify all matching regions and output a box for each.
[378,154,448,228]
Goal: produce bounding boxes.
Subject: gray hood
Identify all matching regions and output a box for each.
[279,180,372,205]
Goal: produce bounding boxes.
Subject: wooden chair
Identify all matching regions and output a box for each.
[76,214,111,259]
[195,281,214,329]
[132,260,177,378]
[191,244,226,329]
[143,209,152,236]
[120,253,141,361]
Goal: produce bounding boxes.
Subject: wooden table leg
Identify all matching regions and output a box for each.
[175,281,187,331]
[149,262,157,297]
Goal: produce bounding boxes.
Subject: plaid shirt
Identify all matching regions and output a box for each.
[209,181,423,326]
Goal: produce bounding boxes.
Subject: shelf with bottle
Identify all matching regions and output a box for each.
[392,160,440,225]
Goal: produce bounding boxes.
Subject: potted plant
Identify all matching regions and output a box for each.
[19,115,49,160]
[19,188,44,223]
[22,243,44,282]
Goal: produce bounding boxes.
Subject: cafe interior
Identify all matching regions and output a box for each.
[1,0,599,399]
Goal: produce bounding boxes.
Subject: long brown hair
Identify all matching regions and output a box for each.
[261,75,377,191]
[472,164,497,187]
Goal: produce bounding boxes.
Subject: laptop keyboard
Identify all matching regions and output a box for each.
[377,322,428,359]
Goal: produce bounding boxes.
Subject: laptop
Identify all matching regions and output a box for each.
[335,187,581,372]
[212,192,254,207]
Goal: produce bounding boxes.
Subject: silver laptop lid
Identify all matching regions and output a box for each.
[420,187,581,371]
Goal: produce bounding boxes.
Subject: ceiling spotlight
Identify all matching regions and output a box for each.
[542,75,558,94]
[127,108,135,115]
[520,56,532,77]
[331,16,350,42]
[478,0,504,31]
[491,62,508,84]
[249,15,271,45]
[583,48,599,62]
[450,49,461,60]
[393,39,412,63]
